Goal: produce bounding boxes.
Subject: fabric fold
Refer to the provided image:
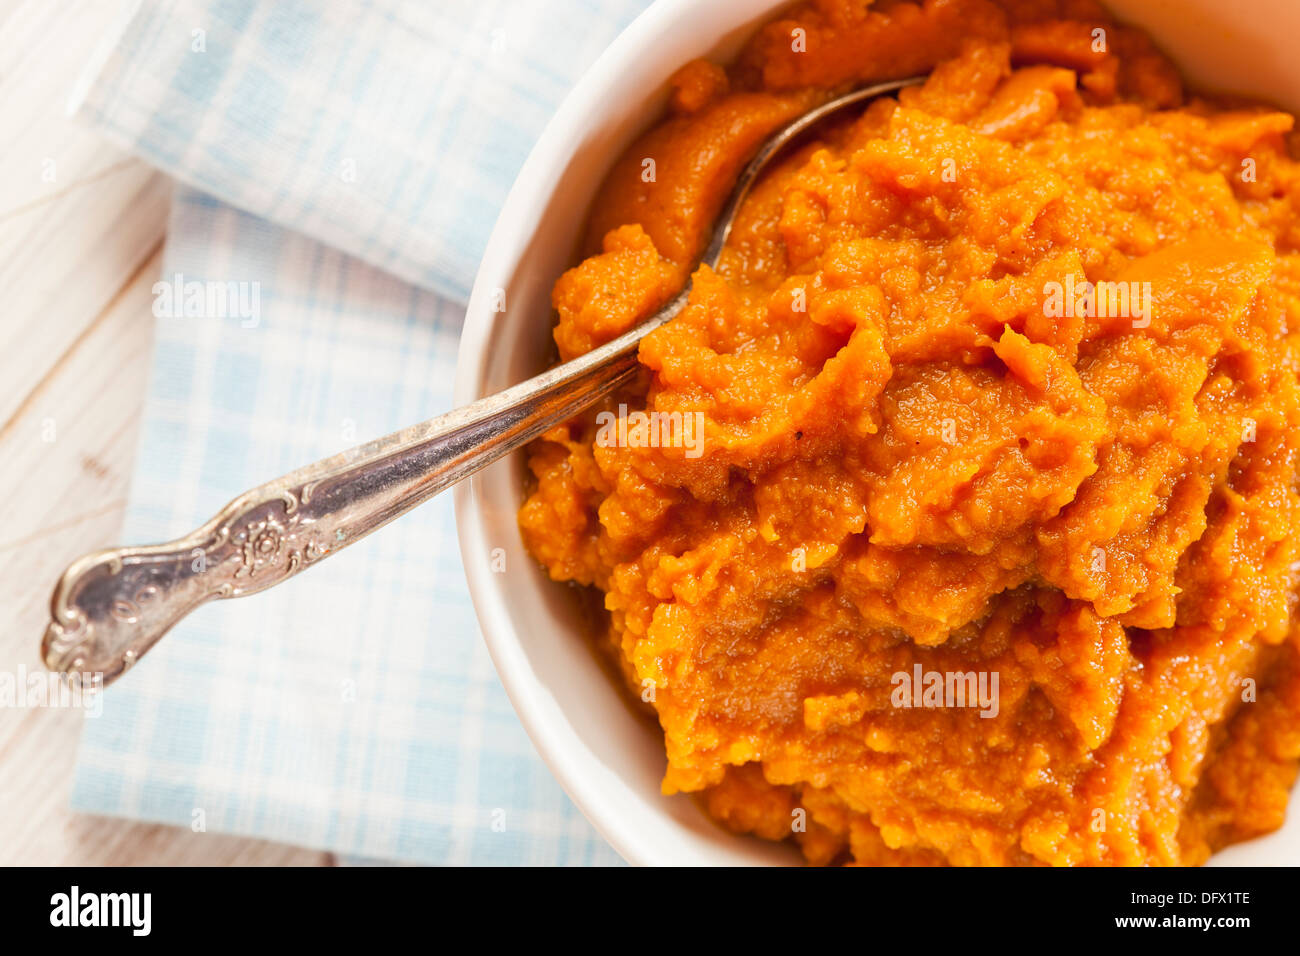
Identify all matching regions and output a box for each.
[74,0,649,301]
[67,0,650,864]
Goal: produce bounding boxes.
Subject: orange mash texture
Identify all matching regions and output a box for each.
[518,0,1300,865]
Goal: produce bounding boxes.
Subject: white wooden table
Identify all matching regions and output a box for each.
[0,0,327,865]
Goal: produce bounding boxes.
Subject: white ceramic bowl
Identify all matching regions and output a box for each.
[454,0,1300,865]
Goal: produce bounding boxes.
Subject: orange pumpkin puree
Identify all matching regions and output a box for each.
[519,0,1300,865]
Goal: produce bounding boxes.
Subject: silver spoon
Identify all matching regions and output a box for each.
[42,77,922,687]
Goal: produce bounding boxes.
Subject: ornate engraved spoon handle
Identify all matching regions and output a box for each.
[42,315,667,686]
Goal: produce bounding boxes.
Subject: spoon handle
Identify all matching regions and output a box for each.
[42,319,657,686]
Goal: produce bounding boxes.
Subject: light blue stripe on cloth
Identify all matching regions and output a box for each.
[67,0,655,864]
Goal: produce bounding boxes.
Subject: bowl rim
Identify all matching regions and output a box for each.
[451,0,731,866]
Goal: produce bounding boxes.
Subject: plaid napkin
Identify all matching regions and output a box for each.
[68,0,651,865]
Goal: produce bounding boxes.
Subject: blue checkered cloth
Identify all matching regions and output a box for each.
[68,0,652,865]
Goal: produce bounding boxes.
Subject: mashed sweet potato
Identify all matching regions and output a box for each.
[518,0,1300,865]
